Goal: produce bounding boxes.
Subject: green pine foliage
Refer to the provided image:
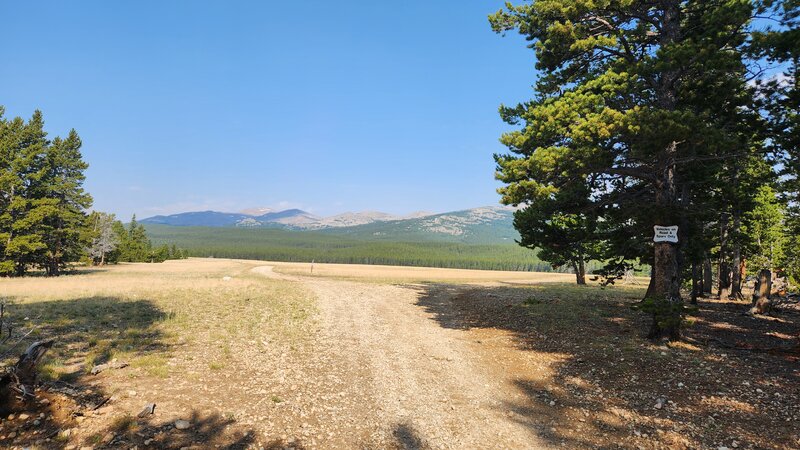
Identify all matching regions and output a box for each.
[489,1,791,338]
[111,215,184,264]
[0,108,92,276]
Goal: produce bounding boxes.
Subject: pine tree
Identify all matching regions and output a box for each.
[0,110,51,276]
[40,130,92,275]
[512,181,604,284]
[491,1,760,339]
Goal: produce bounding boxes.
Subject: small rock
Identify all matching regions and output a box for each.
[33,420,41,426]
[549,401,556,406]
[655,398,665,409]
[144,438,153,445]
[127,390,137,397]
[19,413,29,420]
[39,399,51,406]
[174,419,191,430]
[222,276,232,281]
[8,431,16,439]
[102,432,115,444]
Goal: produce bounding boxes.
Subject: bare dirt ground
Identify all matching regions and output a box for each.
[1,259,798,449]
[252,265,543,448]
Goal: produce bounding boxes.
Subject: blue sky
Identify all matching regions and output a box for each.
[1,1,536,219]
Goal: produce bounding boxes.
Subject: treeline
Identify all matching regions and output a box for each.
[85,213,187,265]
[146,224,608,272]
[0,108,184,276]
[491,1,799,338]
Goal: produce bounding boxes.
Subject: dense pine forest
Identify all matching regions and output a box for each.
[145,224,600,272]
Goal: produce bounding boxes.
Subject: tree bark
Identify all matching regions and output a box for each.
[574,259,586,285]
[703,257,713,296]
[718,212,730,300]
[730,212,743,299]
[644,267,655,299]
[649,142,683,340]
[750,269,773,315]
[731,246,742,299]
[646,1,684,340]
[718,262,732,300]
[691,262,702,305]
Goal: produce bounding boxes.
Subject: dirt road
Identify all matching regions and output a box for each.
[251,266,546,449]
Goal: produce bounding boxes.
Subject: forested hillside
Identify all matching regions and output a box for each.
[145,224,590,272]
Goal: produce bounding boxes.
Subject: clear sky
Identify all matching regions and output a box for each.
[1,1,536,219]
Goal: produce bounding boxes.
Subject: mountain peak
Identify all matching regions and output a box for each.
[240,207,274,216]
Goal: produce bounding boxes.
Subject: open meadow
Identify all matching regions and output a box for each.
[0,258,798,449]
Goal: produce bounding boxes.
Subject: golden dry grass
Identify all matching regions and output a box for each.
[270,260,583,284]
[0,258,315,381]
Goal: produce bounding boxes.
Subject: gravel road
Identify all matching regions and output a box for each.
[251,266,545,449]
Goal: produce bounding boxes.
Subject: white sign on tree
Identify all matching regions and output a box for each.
[653,225,679,243]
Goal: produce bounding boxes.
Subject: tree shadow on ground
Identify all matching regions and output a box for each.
[413,282,800,449]
[0,296,284,449]
[391,421,426,449]
[2,296,170,379]
[87,410,258,449]
[1,296,164,447]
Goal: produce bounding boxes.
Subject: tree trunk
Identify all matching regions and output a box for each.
[739,258,747,294]
[650,238,682,340]
[718,262,732,300]
[703,257,712,296]
[647,2,683,340]
[750,269,773,315]
[730,212,743,299]
[691,262,702,305]
[574,259,586,285]
[730,245,742,299]
[718,212,730,300]
[644,266,655,299]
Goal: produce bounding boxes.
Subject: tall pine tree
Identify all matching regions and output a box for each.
[491,1,761,338]
[0,108,92,276]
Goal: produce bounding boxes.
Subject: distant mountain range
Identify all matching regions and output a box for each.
[140,206,519,244]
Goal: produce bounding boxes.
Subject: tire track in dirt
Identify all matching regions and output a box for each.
[251,266,546,449]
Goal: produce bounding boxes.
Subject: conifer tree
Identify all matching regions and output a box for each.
[0,110,51,275]
[40,130,92,275]
[491,1,761,338]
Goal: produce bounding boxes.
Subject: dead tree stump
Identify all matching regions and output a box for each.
[750,269,773,315]
[0,340,54,413]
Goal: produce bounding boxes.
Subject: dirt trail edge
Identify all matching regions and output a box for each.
[251,265,547,449]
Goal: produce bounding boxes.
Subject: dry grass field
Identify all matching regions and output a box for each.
[268,260,580,284]
[0,258,798,449]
